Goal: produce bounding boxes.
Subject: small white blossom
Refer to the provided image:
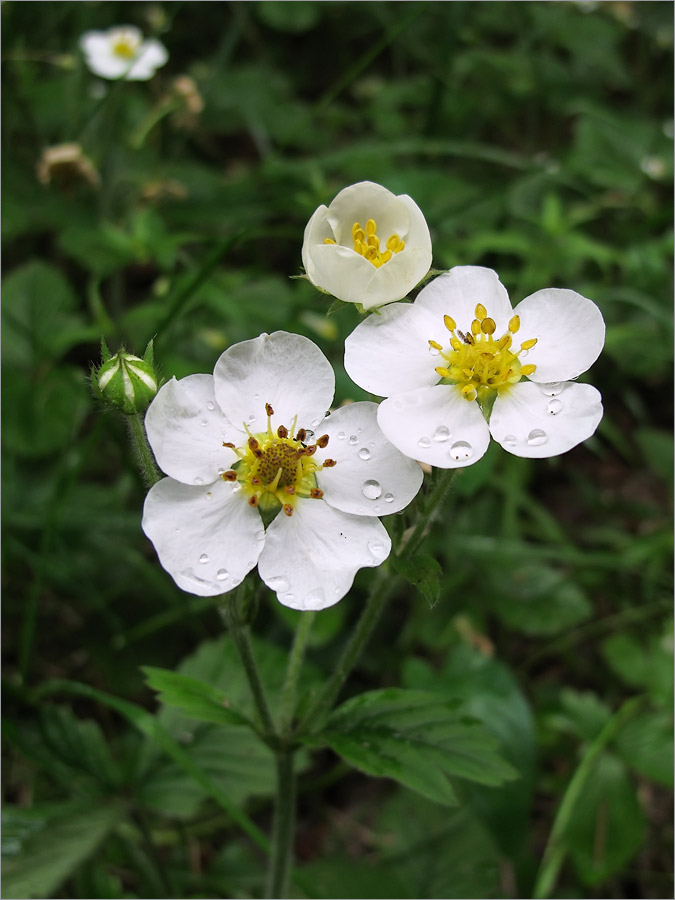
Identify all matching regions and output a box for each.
[344,266,605,468]
[79,26,168,81]
[302,181,432,310]
[142,332,422,610]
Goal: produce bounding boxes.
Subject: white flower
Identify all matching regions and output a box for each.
[80,26,168,81]
[142,332,423,610]
[344,266,605,468]
[302,181,432,310]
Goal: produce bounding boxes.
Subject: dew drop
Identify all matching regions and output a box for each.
[199,553,209,564]
[206,491,213,500]
[449,440,473,461]
[527,428,548,447]
[503,434,518,448]
[231,482,242,493]
[231,577,241,588]
[216,569,229,581]
[254,392,261,400]
[433,425,450,442]
[417,436,431,448]
[194,477,204,485]
[256,531,265,541]
[541,382,564,397]
[384,492,394,503]
[281,592,295,604]
[206,401,215,411]
[175,527,181,534]
[305,587,325,607]
[428,345,440,356]
[247,413,256,422]
[547,399,563,415]
[200,419,208,426]
[269,576,290,593]
[217,467,225,475]
[337,431,346,440]
[358,447,371,460]
[368,540,386,558]
[311,418,322,429]
[349,435,358,445]
[362,479,382,500]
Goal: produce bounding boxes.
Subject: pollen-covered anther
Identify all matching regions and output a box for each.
[520,338,538,350]
[295,428,307,443]
[349,218,405,268]
[481,317,496,335]
[265,402,275,416]
[309,488,324,499]
[316,434,330,448]
[248,437,259,451]
[475,303,487,320]
[508,315,520,334]
[444,315,456,332]
[248,495,259,507]
[222,441,236,448]
[277,425,288,439]
[283,504,294,517]
[322,458,337,468]
[304,445,317,456]
[222,470,237,481]
[520,364,537,376]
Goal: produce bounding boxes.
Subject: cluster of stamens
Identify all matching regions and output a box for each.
[431,304,538,402]
[111,31,141,59]
[324,219,405,268]
[221,403,336,516]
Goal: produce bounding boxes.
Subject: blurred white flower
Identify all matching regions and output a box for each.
[302,181,432,310]
[142,331,423,610]
[79,25,168,81]
[345,266,605,468]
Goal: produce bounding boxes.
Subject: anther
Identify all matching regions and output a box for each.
[295,428,307,443]
[222,441,236,448]
[283,504,294,517]
[481,317,496,335]
[471,320,481,336]
[316,434,329,448]
[429,339,443,350]
[520,364,537,376]
[265,402,274,416]
[222,470,237,481]
[435,366,451,378]
[251,476,261,485]
[520,338,538,350]
[248,495,259,507]
[305,445,317,456]
[277,425,288,439]
[475,303,487,320]
[322,458,337,467]
[248,437,259,450]
[444,314,456,332]
[252,448,263,459]
[324,237,336,245]
[508,315,520,334]
[365,219,377,235]
[498,334,512,350]
[285,485,296,494]
[309,488,324,499]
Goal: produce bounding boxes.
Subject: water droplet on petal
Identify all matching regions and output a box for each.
[201,419,208,427]
[254,392,261,400]
[231,577,241,588]
[217,467,225,475]
[449,440,473,461]
[527,429,548,447]
[305,429,314,439]
[311,418,322,429]
[281,592,295,604]
[434,425,450,442]
[418,436,431,448]
[305,587,325,607]
[268,575,290,593]
[547,399,563,415]
[206,401,215,411]
[503,434,518,448]
[175,527,181,534]
[349,435,358,445]
[231,482,242,493]
[368,540,386,558]
[199,553,209,564]
[384,492,394,503]
[428,345,440,356]
[362,479,382,500]
[541,382,565,396]
[358,447,371,460]
[206,491,213,500]
[393,398,405,411]
[337,431,346,440]
[194,477,204,485]
[216,569,228,581]
[256,531,265,541]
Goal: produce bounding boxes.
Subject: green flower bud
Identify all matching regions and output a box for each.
[93,339,158,415]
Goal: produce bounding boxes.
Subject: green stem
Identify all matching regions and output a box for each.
[532,696,644,899]
[219,600,276,736]
[279,612,316,734]
[126,413,162,487]
[265,749,296,900]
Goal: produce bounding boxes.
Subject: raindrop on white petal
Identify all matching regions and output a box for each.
[206,491,213,500]
[194,477,204,485]
[349,435,358,444]
[305,587,325,607]
[217,467,225,475]
[547,399,563,415]
[254,393,261,400]
[358,448,371,460]
[357,427,363,433]
[231,577,241,588]
[527,429,548,446]
[231,482,242,493]
[206,401,215,411]
[268,576,290,593]
[520,349,529,358]
[434,425,450,442]
[503,434,518,448]
[384,492,394,503]
[281,592,295,604]
[449,441,473,461]
[337,431,346,440]
[305,429,314,439]
[311,418,322,429]
[175,527,181,534]
[216,569,229,581]
[247,414,256,422]
[256,531,265,541]
[362,479,382,500]
[542,382,565,397]
[417,436,431,448]
[200,419,208,427]
[393,399,405,411]
[368,540,386,558]
[428,345,440,356]
[199,553,209,564]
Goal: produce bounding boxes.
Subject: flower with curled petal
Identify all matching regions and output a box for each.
[142,331,423,610]
[79,25,168,81]
[344,266,605,468]
[302,181,432,310]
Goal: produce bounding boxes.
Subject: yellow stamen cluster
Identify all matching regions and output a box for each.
[432,305,537,402]
[324,218,405,268]
[221,403,336,516]
[111,33,140,59]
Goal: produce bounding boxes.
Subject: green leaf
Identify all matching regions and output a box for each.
[614,709,674,787]
[392,553,442,606]
[143,666,254,729]
[304,688,517,806]
[1,802,123,899]
[565,753,646,887]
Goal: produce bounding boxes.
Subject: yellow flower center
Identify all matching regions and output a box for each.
[430,304,538,402]
[111,34,140,59]
[324,218,405,268]
[221,403,336,516]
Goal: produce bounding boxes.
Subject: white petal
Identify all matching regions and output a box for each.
[213,331,335,436]
[315,401,423,516]
[258,500,391,610]
[301,204,332,282]
[377,384,491,468]
[145,375,239,485]
[358,243,433,310]
[326,181,410,244]
[82,48,129,79]
[126,39,168,80]
[415,267,514,335]
[142,477,264,596]
[489,381,603,458]
[344,302,444,396]
[512,289,605,382]
[302,243,384,304]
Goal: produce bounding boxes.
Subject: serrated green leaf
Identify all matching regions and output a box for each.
[143,666,254,729]
[304,688,517,806]
[392,553,442,606]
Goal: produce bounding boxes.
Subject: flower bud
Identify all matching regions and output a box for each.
[93,339,158,415]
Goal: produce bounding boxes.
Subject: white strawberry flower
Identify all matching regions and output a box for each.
[344,266,605,468]
[142,332,423,610]
[79,25,168,81]
[302,181,432,310]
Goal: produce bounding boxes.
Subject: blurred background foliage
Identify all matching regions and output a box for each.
[2,1,673,898]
